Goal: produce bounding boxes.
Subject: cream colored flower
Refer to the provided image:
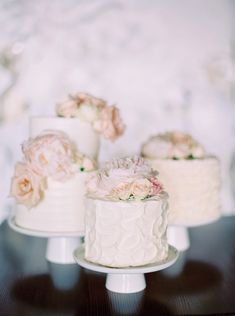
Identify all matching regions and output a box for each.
[109,182,133,200]
[10,162,46,208]
[56,93,106,119]
[93,106,125,141]
[142,131,205,159]
[131,178,153,199]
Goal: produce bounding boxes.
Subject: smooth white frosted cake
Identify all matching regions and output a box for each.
[30,117,100,159]
[85,157,169,267]
[10,130,96,233]
[31,92,125,159]
[141,131,221,226]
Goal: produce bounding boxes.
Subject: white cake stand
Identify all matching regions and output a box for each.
[74,245,179,293]
[167,215,221,252]
[8,216,84,264]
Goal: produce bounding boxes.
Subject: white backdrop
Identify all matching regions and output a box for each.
[0,0,235,219]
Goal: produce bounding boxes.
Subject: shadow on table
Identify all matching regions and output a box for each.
[11,266,85,315]
[147,258,222,296]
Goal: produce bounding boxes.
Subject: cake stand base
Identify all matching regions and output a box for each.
[167,216,221,252]
[46,237,82,264]
[8,216,84,264]
[106,273,146,293]
[167,226,190,252]
[74,245,179,293]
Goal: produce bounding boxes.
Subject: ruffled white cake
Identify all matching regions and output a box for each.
[141,131,221,226]
[85,157,169,267]
[11,130,96,233]
[15,172,89,232]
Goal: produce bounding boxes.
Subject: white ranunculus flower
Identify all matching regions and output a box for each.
[76,104,99,123]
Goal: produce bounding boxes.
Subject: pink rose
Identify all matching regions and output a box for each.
[94,106,125,141]
[131,178,153,199]
[109,182,133,200]
[72,93,106,109]
[22,131,77,181]
[149,177,163,195]
[75,153,97,171]
[56,93,106,118]
[56,99,78,118]
[10,162,45,208]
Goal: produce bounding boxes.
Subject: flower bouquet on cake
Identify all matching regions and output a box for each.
[84,156,169,268]
[10,130,96,233]
[141,131,221,226]
[31,92,126,160]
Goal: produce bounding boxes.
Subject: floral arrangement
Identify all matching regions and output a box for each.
[86,156,164,201]
[141,131,206,160]
[56,93,125,141]
[10,130,96,209]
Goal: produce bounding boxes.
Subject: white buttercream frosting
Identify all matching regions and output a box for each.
[85,197,169,267]
[141,131,206,159]
[147,158,221,226]
[15,172,90,232]
[30,117,100,159]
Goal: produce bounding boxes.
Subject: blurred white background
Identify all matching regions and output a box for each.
[0,0,235,220]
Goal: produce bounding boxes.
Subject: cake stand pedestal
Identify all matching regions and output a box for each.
[74,245,179,293]
[167,216,221,252]
[8,216,83,264]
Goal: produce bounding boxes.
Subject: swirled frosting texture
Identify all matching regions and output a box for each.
[148,158,221,226]
[85,197,168,267]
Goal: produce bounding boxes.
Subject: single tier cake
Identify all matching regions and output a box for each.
[10,130,96,232]
[141,131,221,226]
[85,156,169,268]
[31,93,125,159]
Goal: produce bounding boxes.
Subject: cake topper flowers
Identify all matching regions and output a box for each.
[86,156,165,201]
[10,130,96,209]
[56,93,125,141]
[141,131,205,160]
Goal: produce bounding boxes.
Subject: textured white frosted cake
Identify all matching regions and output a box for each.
[15,172,89,232]
[141,131,221,226]
[85,197,168,267]
[11,130,96,233]
[30,117,100,159]
[147,158,220,226]
[85,156,169,267]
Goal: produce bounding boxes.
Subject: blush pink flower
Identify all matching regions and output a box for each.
[56,99,78,118]
[10,162,46,208]
[75,152,97,171]
[94,106,125,141]
[149,177,164,195]
[56,93,106,119]
[109,182,133,200]
[22,131,77,181]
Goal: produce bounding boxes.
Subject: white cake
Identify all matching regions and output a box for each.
[30,117,100,159]
[141,131,221,226]
[85,156,169,267]
[15,172,89,232]
[11,130,96,233]
[147,158,221,226]
[85,197,168,267]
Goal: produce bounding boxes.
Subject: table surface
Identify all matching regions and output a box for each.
[1,216,235,316]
